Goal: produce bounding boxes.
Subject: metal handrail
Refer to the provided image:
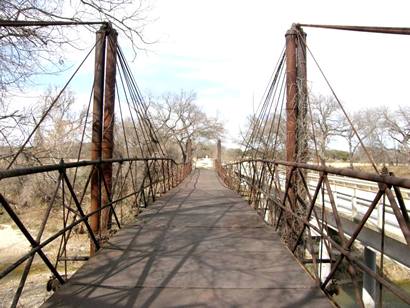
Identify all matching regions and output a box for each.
[215,159,410,305]
[0,157,192,307]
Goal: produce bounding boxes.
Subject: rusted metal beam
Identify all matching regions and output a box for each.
[392,185,410,228]
[296,27,308,163]
[0,194,65,284]
[285,24,308,245]
[319,207,410,268]
[385,188,410,246]
[0,200,113,281]
[225,159,410,189]
[0,157,177,180]
[2,148,189,306]
[218,160,410,305]
[292,173,324,252]
[58,256,90,261]
[0,159,189,281]
[90,25,107,255]
[321,190,384,288]
[298,23,410,35]
[275,166,295,230]
[285,26,298,168]
[101,27,118,231]
[61,170,100,252]
[101,170,121,230]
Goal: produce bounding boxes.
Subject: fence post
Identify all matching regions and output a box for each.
[352,186,358,221]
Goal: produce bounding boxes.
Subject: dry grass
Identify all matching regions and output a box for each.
[325,162,410,178]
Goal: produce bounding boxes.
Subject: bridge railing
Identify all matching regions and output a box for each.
[262,169,410,243]
[215,159,410,306]
[0,157,191,307]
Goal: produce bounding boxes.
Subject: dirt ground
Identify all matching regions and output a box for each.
[0,221,88,308]
[0,224,50,307]
[0,272,53,308]
[0,224,30,263]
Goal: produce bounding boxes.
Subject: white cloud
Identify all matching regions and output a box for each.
[129,0,410,146]
[12,0,410,148]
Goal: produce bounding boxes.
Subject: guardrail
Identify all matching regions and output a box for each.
[215,158,410,306]
[0,157,191,307]
[270,171,410,242]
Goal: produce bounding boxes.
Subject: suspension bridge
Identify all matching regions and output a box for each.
[0,21,410,308]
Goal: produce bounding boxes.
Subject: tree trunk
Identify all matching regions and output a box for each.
[177,140,187,163]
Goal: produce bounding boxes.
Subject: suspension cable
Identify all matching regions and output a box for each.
[6,40,99,170]
[297,32,379,173]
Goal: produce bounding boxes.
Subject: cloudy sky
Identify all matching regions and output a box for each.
[129,0,410,146]
[19,0,410,148]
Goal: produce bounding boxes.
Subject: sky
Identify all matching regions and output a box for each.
[12,0,410,148]
[131,0,410,147]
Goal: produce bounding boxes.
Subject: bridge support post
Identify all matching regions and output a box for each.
[90,25,107,256]
[284,24,308,249]
[296,28,308,164]
[363,246,378,307]
[101,27,118,232]
[285,27,297,170]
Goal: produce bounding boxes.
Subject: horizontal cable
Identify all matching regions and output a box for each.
[298,23,410,35]
[0,20,107,27]
[0,157,178,180]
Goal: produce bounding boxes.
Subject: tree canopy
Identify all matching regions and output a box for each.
[151,90,224,162]
[0,0,150,93]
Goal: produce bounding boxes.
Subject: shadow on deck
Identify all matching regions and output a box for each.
[43,169,331,307]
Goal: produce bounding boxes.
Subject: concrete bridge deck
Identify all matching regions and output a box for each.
[44,169,331,307]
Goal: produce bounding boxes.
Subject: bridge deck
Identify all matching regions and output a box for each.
[44,169,331,307]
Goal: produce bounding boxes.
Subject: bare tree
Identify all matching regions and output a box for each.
[151,90,224,163]
[0,96,28,161]
[310,94,343,159]
[3,87,86,167]
[0,87,88,208]
[33,87,87,163]
[338,110,375,168]
[382,105,410,163]
[0,0,151,93]
[359,107,393,164]
[240,113,286,159]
